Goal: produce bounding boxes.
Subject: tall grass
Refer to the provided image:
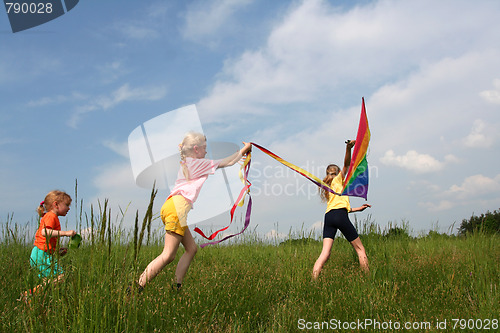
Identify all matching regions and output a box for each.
[0,206,498,332]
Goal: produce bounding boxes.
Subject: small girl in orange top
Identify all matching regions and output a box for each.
[20,191,76,302]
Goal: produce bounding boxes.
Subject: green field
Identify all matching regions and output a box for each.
[0,218,498,332]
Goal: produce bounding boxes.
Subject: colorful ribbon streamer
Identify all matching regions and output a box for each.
[195,98,370,246]
[194,152,252,248]
[250,143,341,196]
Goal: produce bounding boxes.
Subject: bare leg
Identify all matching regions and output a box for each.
[350,237,369,273]
[138,231,182,287]
[18,274,65,303]
[174,228,198,284]
[312,238,334,280]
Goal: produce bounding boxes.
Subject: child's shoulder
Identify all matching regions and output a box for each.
[186,157,214,165]
[41,211,60,225]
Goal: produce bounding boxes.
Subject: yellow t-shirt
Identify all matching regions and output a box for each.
[325,173,351,213]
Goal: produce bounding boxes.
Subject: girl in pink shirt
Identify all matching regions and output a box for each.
[133,132,251,292]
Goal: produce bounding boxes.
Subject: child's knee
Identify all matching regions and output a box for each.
[187,244,198,256]
[350,238,365,252]
[160,251,177,264]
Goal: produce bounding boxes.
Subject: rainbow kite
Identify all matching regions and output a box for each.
[341,97,370,199]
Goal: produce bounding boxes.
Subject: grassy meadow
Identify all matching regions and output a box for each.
[0,211,498,332]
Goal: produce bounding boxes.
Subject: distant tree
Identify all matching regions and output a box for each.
[458,209,500,236]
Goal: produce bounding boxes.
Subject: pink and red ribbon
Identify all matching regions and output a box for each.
[194,151,253,248]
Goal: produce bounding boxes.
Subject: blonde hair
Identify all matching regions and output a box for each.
[178,131,207,180]
[37,190,72,217]
[319,164,340,203]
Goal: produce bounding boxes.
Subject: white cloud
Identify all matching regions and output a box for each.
[463,119,495,148]
[26,83,167,129]
[89,161,159,226]
[97,61,130,84]
[92,162,138,198]
[422,174,500,212]
[68,84,167,128]
[419,200,455,212]
[97,84,167,110]
[0,53,62,86]
[26,92,87,107]
[447,174,500,199]
[111,2,172,41]
[199,0,500,122]
[444,155,460,164]
[480,78,500,104]
[102,140,130,158]
[409,180,441,193]
[182,0,252,43]
[380,150,446,173]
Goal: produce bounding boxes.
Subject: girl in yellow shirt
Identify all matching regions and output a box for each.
[312,140,371,279]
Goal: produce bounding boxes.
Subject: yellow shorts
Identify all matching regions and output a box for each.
[161,195,192,236]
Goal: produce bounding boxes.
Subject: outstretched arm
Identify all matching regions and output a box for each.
[350,204,371,213]
[42,228,76,239]
[217,142,252,168]
[341,140,355,177]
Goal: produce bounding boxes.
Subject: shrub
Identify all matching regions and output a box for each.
[425,230,454,240]
[279,237,320,246]
[384,227,410,239]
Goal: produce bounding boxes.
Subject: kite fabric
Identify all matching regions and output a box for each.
[194,98,370,246]
[341,97,370,200]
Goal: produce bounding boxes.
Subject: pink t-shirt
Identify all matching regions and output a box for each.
[168,157,221,205]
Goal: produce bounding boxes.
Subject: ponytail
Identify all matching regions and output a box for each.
[319,164,340,203]
[37,201,45,217]
[179,143,190,181]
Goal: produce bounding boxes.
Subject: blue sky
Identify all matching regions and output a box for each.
[1,0,500,240]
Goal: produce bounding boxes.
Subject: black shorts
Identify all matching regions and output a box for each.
[323,208,359,242]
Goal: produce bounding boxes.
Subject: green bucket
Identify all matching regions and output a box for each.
[69,234,82,249]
